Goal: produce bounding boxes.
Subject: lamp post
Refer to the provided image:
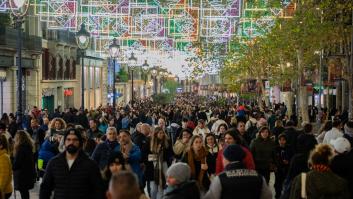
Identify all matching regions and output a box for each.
[109,38,120,110]
[128,52,137,105]
[151,67,158,95]
[0,70,6,116]
[142,60,149,97]
[75,23,90,110]
[160,71,167,93]
[10,0,30,126]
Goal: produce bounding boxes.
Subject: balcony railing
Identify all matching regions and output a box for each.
[0,27,42,53]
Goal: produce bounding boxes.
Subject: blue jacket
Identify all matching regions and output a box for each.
[115,144,143,185]
[38,139,58,168]
[121,117,130,129]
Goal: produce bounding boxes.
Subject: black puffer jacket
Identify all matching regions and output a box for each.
[163,181,200,199]
[39,150,104,199]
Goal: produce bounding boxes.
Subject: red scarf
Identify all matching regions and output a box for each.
[311,164,331,172]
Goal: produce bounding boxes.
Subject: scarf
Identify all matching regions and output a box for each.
[207,144,218,155]
[153,145,166,188]
[187,147,207,188]
[311,164,331,172]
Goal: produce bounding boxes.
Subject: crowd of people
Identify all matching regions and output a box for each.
[0,93,352,199]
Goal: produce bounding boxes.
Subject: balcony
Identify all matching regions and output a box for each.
[0,27,42,53]
[43,29,76,46]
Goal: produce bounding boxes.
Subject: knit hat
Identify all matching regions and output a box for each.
[166,163,191,184]
[330,137,351,154]
[223,144,245,162]
[64,128,83,146]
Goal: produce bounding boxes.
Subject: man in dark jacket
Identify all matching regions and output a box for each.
[39,128,104,199]
[87,119,103,139]
[91,127,120,170]
[204,144,272,199]
[163,162,200,199]
[283,121,299,152]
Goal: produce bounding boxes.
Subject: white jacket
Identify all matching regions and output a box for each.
[323,127,343,145]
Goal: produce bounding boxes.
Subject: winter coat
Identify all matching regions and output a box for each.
[116,144,143,185]
[215,146,255,174]
[91,140,120,170]
[204,162,272,199]
[39,151,104,199]
[0,149,12,195]
[290,170,350,199]
[331,150,353,196]
[163,181,200,199]
[13,144,35,190]
[283,127,300,152]
[38,139,59,170]
[173,139,188,159]
[250,136,276,170]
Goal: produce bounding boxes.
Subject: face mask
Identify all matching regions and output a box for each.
[66,145,79,154]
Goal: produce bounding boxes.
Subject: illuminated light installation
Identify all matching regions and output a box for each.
[0,0,294,76]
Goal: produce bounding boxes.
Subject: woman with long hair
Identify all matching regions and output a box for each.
[102,151,127,193]
[13,130,36,199]
[149,127,172,199]
[316,120,333,143]
[173,128,192,160]
[290,144,350,199]
[0,134,12,199]
[46,117,67,137]
[215,123,228,141]
[182,135,210,192]
[204,134,219,179]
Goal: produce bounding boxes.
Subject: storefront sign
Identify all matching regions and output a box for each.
[64,88,73,96]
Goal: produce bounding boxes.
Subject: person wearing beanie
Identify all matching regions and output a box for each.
[163,163,200,199]
[331,138,353,196]
[40,128,105,199]
[290,144,350,199]
[204,144,272,199]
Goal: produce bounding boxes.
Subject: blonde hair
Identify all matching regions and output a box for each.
[309,144,334,166]
[49,117,67,130]
[13,130,34,156]
[150,127,169,153]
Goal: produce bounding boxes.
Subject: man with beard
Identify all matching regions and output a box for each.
[39,128,104,199]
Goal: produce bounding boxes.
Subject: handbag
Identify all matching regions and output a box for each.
[301,173,307,199]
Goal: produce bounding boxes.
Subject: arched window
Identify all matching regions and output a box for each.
[64,58,70,80]
[57,56,63,80]
[49,54,56,80]
[71,58,76,79]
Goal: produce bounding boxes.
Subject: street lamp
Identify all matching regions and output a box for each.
[151,67,158,94]
[160,71,168,93]
[0,70,6,116]
[75,23,90,110]
[10,0,30,126]
[142,60,149,97]
[128,52,138,105]
[109,38,120,110]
